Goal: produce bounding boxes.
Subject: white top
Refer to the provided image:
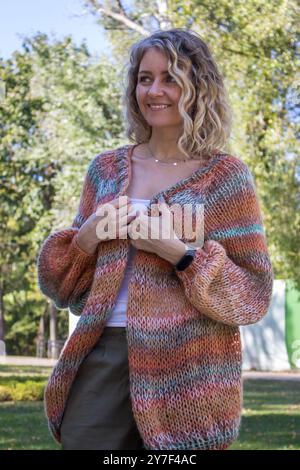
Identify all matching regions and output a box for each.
[105,198,151,327]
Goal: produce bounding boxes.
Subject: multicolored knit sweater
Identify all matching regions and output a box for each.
[37,143,274,450]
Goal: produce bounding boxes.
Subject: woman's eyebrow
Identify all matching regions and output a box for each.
[138,70,169,75]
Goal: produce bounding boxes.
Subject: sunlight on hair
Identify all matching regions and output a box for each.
[121,28,233,161]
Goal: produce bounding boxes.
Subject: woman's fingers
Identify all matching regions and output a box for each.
[95,196,139,239]
[117,225,130,239]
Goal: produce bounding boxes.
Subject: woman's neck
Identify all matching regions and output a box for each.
[147,134,188,162]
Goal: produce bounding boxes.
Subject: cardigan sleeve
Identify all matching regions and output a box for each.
[36,156,100,315]
[174,158,274,327]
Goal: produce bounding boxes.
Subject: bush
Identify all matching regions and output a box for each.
[0,385,13,401]
[11,381,45,401]
[0,380,46,402]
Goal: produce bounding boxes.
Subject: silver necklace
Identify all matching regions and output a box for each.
[147,143,188,166]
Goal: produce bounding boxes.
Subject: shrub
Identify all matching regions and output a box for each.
[10,381,45,401]
[0,386,13,401]
[0,381,46,402]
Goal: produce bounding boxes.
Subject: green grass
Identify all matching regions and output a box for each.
[0,364,52,401]
[0,365,299,450]
[0,365,58,450]
[0,401,59,450]
[229,379,300,450]
[0,364,53,377]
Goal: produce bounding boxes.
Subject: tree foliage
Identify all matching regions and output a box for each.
[0,34,126,354]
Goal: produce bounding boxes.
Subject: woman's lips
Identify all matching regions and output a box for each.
[147,104,171,111]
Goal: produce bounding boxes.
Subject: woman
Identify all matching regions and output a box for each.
[37,28,274,450]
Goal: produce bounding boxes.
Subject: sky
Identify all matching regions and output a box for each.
[0,0,112,59]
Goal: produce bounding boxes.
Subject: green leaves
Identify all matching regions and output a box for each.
[0,33,126,352]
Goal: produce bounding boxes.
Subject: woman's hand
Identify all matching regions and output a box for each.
[127,202,187,265]
[76,196,136,255]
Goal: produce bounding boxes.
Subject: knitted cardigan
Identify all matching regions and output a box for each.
[37,143,274,450]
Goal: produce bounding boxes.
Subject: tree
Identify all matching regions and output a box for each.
[0,50,50,353]
[0,33,126,355]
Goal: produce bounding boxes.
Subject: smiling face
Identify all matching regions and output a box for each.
[135,47,183,130]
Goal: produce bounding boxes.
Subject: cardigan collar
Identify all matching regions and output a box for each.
[115,143,225,209]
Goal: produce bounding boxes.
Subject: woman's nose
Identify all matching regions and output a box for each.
[148,82,164,96]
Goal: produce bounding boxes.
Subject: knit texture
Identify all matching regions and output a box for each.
[37,143,274,450]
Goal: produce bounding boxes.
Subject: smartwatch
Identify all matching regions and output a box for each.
[175,246,197,271]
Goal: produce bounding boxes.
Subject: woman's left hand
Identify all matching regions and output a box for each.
[127,202,187,265]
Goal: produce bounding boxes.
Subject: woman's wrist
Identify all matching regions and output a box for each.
[75,233,98,256]
[158,240,188,265]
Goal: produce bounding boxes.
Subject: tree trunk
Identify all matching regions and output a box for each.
[0,279,6,356]
[48,301,58,359]
[36,305,47,357]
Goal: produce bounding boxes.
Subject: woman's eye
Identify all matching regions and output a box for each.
[139,76,176,83]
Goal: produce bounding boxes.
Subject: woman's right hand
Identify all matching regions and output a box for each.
[76,196,136,255]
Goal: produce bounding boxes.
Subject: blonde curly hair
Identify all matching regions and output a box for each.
[122,28,233,160]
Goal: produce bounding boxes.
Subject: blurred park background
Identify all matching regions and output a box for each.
[0,0,299,450]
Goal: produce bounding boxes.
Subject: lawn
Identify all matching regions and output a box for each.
[0,365,59,450]
[230,379,300,450]
[0,365,299,450]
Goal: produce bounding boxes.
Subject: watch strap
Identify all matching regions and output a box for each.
[175,247,197,271]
